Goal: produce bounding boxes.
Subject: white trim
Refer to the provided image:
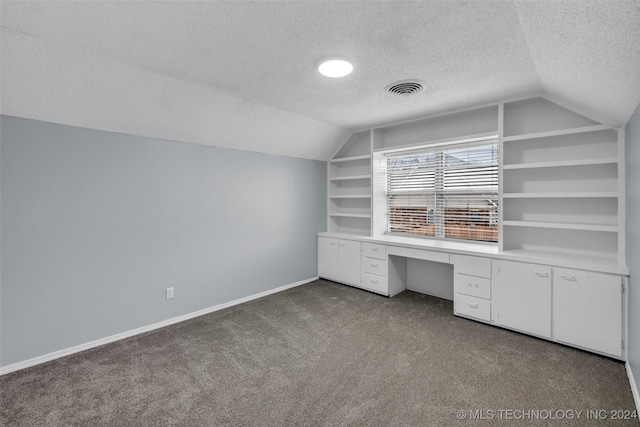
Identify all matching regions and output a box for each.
[540,93,618,128]
[626,362,640,413]
[330,154,371,163]
[502,124,614,142]
[374,132,497,155]
[352,91,540,134]
[0,277,318,376]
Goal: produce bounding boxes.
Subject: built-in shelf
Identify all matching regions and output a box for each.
[330,154,371,163]
[329,194,371,199]
[503,220,618,233]
[329,174,372,181]
[329,133,372,235]
[502,158,618,170]
[329,213,372,219]
[325,96,625,267]
[503,192,618,199]
[501,101,622,265]
[503,124,613,142]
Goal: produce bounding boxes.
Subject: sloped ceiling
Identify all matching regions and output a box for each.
[1,1,639,160]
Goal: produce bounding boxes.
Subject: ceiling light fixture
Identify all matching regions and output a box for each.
[318,58,353,78]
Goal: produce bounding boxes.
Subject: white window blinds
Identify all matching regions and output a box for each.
[386,141,499,243]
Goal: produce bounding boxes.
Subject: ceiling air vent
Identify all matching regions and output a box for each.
[386,80,424,97]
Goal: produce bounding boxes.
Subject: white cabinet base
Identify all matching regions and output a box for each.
[553,269,623,358]
[454,294,491,322]
[492,260,552,339]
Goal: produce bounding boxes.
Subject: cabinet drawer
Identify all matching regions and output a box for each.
[452,255,491,278]
[361,273,387,294]
[362,243,386,260]
[454,294,491,322]
[454,273,491,300]
[387,246,449,263]
[363,257,387,277]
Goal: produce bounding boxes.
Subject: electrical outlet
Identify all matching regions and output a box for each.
[166,287,174,300]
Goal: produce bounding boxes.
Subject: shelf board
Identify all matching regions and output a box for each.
[503,192,618,199]
[503,158,618,170]
[503,220,617,233]
[330,154,371,163]
[329,174,372,181]
[329,194,372,199]
[503,124,614,142]
[327,229,371,237]
[329,213,372,219]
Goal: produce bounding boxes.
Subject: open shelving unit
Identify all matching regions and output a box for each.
[500,97,623,265]
[325,95,625,269]
[328,131,372,235]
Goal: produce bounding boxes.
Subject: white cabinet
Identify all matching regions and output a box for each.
[318,233,627,360]
[361,243,387,294]
[338,239,361,286]
[553,269,623,357]
[492,260,552,338]
[317,237,361,287]
[318,237,339,281]
[452,255,492,322]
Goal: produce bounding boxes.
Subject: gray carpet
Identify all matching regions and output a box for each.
[1,279,638,426]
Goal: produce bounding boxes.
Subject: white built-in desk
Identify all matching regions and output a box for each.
[317,232,629,361]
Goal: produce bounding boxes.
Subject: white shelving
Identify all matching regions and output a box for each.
[502,158,618,170]
[325,95,626,269]
[328,132,372,235]
[502,124,612,142]
[330,154,371,163]
[329,174,372,181]
[329,194,371,199]
[501,98,623,265]
[503,220,618,233]
[503,192,618,198]
[329,213,372,219]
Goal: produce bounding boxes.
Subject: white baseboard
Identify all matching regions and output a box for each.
[627,362,640,413]
[0,277,318,376]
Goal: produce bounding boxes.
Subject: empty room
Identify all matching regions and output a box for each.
[1,1,640,425]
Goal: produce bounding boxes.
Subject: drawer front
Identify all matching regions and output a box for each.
[363,257,387,277]
[361,273,387,294]
[454,273,491,300]
[387,246,449,263]
[454,294,491,322]
[362,243,386,260]
[452,255,491,279]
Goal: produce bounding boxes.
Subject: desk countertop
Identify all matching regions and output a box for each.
[318,232,629,276]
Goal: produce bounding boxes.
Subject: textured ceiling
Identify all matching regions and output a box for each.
[1,1,639,159]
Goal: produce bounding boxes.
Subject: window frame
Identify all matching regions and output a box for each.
[383,136,499,245]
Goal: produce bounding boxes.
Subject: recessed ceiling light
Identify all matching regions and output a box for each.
[318,58,353,78]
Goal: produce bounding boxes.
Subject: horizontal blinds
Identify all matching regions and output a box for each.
[443,144,498,192]
[387,141,498,242]
[388,194,436,236]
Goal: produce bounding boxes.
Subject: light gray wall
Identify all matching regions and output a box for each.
[626,103,640,390]
[0,115,327,367]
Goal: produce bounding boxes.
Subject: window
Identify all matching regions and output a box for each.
[386,139,499,243]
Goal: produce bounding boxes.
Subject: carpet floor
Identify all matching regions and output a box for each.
[1,279,638,426]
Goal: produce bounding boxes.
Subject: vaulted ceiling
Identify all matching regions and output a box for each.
[1,1,639,160]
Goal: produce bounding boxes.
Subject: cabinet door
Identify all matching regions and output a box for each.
[492,260,551,338]
[338,240,361,286]
[318,237,338,281]
[553,269,622,357]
